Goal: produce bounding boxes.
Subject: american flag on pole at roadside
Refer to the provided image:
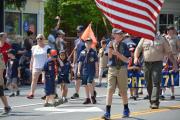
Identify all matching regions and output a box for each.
[95,0,164,40]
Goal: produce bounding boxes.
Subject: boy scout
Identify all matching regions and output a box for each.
[134,34,177,109]
[102,28,130,120]
[77,38,98,104]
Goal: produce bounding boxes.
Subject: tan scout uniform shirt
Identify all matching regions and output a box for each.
[165,35,180,57]
[136,36,172,62]
[98,48,108,68]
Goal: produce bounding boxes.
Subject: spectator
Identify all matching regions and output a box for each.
[55,29,66,52]
[27,34,50,99]
[96,39,108,87]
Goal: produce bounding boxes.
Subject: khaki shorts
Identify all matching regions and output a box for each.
[107,66,128,93]
[0,69,4,86]
[0,78,4,86]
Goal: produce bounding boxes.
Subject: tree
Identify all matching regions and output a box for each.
[44,0,111,40]
[5,0,27,10]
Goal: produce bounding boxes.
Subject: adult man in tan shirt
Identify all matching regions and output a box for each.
[134,34,177,109]
[162,26,180,100]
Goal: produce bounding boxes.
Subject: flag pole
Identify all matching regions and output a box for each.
[102,16,110,37]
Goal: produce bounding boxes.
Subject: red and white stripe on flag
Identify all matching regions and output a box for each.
[95,0,164,40]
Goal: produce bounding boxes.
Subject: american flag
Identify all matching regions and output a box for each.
[95,0,164,40]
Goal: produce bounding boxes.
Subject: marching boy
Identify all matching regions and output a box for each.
[57,50,71,104]
[78,38,98,104]
[127,45,141,100]
[42,49,60,107]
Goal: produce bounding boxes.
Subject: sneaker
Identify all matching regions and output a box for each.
[150,104,159,109]
[63,98,68,103]
[96,83,102,87]
[94,90,97,98]
[91,96,96,104]
[133,96,137,101]
[144,95,149,99]
[58,98,64,104]
[138,91,143,95]
[129,96,134,99]
[2,106,11,115]
[83,98,91,104]
[55,94,59,99]
[9,93,15,97]
[44,103,53,107]
[16,90,20,96]
[123,108,130,118]
[41,95,46,100]
[27,94,34,99]
[170,96,175,100]
[53,101,61,107]
[4,88,9,91]
[71,93,79,99]
[101,112,110,120]
[160,95,165,100]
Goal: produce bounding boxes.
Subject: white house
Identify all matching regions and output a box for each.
[3,0,45,36]
[158,0,180,32]
[1,0,180,36]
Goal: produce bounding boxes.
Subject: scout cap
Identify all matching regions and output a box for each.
[76,25,84,32]
[85,38,92,43]
[50,49,58,58]
[112,28,124,34]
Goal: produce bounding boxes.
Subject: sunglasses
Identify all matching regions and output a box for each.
[37,38,43,40]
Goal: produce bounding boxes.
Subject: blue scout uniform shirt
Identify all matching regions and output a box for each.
[58,60,71,83]
[6,58,19,79]
[108,41,130,68]
[78,48,98,76]
[43,58,56,92]
[74,38,85,63]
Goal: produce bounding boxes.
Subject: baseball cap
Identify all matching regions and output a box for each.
[85,38,92,43]
[112,28,124,34]
[7,49,16,56]
[50,49,58,58]
[76,25,84,32]
[57,29,65,35]
[128,44,136,52]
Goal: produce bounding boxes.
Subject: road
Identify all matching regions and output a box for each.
[0,79,180,120]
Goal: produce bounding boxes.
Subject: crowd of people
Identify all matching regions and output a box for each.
[0,16,180,120]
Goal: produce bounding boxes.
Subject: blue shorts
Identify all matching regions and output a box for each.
[44,77,55,96]
[57,74,70,84]
[82,75,94,85]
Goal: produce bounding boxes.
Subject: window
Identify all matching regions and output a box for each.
[5,12,21,34]
[159,14,174,34]
[23,13,37,35]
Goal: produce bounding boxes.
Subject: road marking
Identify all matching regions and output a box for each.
[88,104,180,120]
[35,107,103,114]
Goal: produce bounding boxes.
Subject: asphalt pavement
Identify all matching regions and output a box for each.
[0,79,180,120]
